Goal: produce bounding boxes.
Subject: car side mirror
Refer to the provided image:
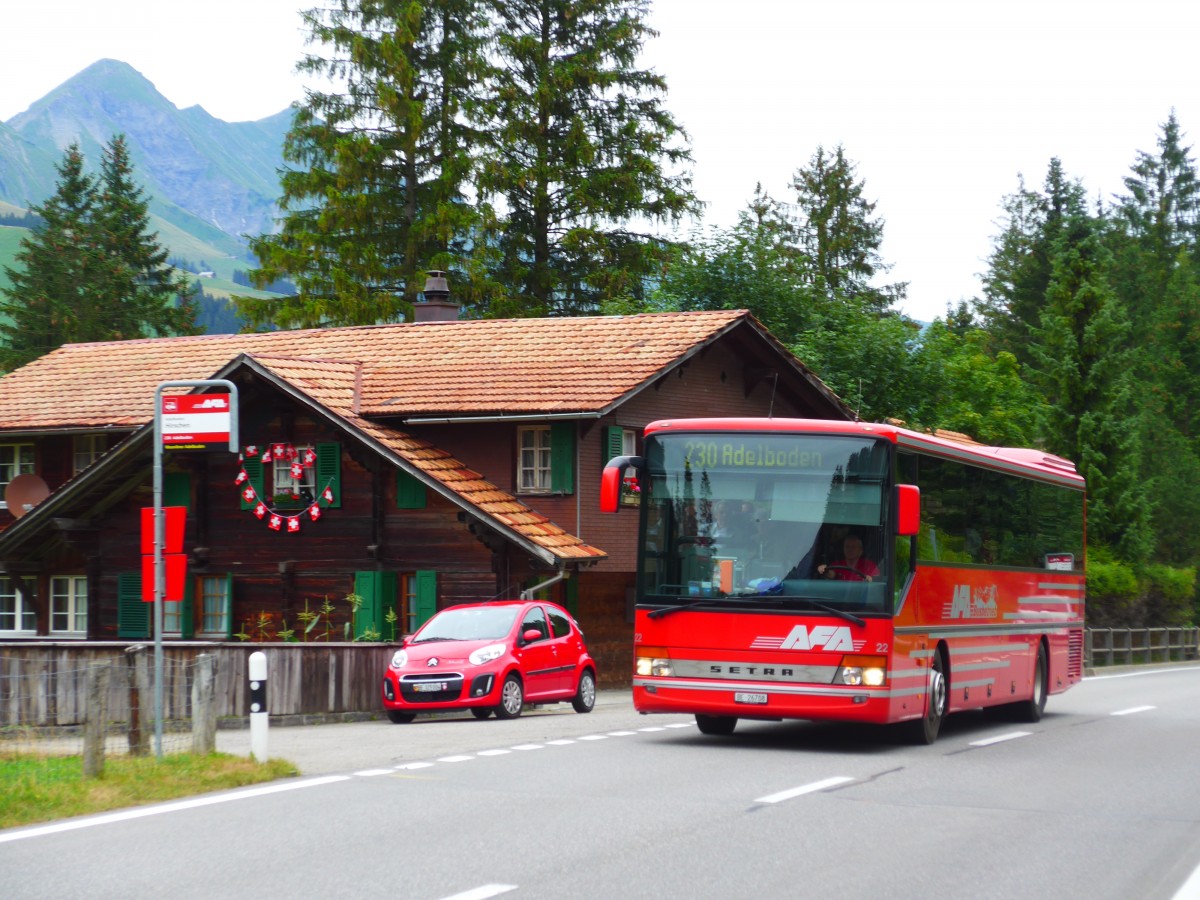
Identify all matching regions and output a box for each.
[522,628,542,644]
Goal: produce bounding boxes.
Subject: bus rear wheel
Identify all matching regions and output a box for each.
[695,714,737,736]
[1014,643,1049,722]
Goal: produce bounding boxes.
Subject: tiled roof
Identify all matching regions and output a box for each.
[249,355,606,561]
[0,310,750,431]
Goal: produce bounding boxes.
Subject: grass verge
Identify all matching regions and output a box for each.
[0,752,299,830]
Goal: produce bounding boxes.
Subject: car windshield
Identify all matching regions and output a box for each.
[412,605,520,642]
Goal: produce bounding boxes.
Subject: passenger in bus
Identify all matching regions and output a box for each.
[818,533,880,582]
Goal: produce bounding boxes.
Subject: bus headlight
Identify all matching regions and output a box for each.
[636,647,673,677]
[838,656,887,687]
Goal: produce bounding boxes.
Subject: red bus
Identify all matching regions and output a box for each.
[601,418,1085,743]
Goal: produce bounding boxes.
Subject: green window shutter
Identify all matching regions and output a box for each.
[604,426,624,465]
[396,469,427,509]
[240,456,264,511]
[223,573,235,639]
[414,570,437,627]
[117,572,149,639]
[317,442,341,508]
[164,472,191,510]
[378,571,397,640]
[353,571,382,639]
[180,576,195,640]
[564,575,579,616]
[550,422,575,494]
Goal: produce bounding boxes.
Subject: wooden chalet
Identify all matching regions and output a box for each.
[0,300,853,685]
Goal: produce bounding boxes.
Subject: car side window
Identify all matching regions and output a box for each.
[521,606,549,642]
[548,608,571,638]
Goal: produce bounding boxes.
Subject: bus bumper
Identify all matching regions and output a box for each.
[633,678,896,724]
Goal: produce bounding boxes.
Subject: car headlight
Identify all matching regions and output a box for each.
[469,643,505,666]
[837,655,887,686]
[390,649,408,669]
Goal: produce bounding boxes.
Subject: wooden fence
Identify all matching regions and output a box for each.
[1085,627,1200,668]
[0,641,395,728]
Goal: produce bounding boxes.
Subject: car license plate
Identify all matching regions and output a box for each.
[414,682,446,692]
[734,692,768,704]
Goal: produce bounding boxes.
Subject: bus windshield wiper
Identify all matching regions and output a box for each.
[725,593,866,627]
[647,599,724,619]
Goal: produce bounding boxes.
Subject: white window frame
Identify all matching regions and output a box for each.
[0,443,35,510]
[621,428,637,456]
[0,577,36,636]
[50,576,87,638]
[517,426,552,493]
[72,434,107,475]
[198,576,231,637]
[272,445,316,503]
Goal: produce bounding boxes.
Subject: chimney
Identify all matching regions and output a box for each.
[413,270,460,323]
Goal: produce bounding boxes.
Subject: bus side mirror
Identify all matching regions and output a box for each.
[600,455,642,514]
[896,484,920,536]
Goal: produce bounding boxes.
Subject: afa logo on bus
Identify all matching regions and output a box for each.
[752,625,867,652]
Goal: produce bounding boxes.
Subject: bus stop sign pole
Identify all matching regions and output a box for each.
[152,380,239,759]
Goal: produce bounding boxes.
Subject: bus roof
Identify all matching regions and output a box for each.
[642,418,1084,489]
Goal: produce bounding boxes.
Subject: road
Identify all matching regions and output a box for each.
[3,666,1200,900]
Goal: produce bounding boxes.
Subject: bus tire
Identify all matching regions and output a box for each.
[906,650,947,744]
[695,714,737,736]
[1015,642,1049,723]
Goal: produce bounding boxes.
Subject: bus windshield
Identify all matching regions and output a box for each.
[638,432,892,614]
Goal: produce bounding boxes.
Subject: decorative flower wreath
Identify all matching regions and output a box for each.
[235,443,336,533]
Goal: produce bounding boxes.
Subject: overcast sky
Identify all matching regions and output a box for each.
[3,0,1197,322]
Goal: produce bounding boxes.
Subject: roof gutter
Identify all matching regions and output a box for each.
[403,412,602,425]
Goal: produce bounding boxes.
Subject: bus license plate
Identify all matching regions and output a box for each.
[734,692,768,704]
[414,682,446,692]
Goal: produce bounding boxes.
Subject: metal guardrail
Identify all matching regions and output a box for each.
[1086,627,1200,667]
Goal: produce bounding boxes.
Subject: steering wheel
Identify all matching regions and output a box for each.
[823,565,872,582]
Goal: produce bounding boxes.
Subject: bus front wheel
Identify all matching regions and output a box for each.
[906,651,947,744]
[695,714,737,736]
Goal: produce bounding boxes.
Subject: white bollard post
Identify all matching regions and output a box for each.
[248,650,268,762]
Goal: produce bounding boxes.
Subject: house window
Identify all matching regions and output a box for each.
[73,434,107,474]
[401,574,418,635]
[162,600,183,636]
[518,426,552,492]
[199,576,231,636]
[0,443,35,509]
[273,445,316,505]
[621,428,637,456]
[0,578,36,635]
[50,576,87,637]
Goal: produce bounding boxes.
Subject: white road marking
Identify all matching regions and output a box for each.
[545,739,576,745]
[510,744,543,751]
[1111,705,1157,716]
[665,722,694,728]
[476,749,511,757]
[755,776,855,804]
[395,761,435,770]
[354,768,395,777]
[578,734,608,741]
[969,731,1032,747]
[607,731,636,736]
[439,884,518,900]
[438,755,476,763]
[1172,860,1200,899]
[638,726,667,732]
[0,776,349,844]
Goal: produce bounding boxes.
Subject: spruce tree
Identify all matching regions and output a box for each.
[787,144,904,312]
[0,140,196,371]
[479,0,697,316]
[240,0,495,329]
[1028,214,1152,562]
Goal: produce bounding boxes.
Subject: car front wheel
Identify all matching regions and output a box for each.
[572,669,596,713]
[495,674,524,719]
[387,710,415,724]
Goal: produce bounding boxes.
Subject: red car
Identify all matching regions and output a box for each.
[380,600,597,722]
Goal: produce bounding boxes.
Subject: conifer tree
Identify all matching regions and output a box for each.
[787,144,904,312]
[1028,214,1151,562]
[479,0,697,315]
[0,139,196,371]
[240,0,495,329]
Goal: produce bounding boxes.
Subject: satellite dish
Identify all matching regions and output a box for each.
[5,473,50,518]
